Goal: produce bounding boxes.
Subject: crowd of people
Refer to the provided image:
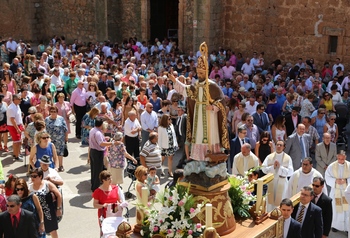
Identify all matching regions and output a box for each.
[0,35,350,237]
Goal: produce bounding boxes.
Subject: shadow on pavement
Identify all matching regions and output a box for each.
[66,165,90,175]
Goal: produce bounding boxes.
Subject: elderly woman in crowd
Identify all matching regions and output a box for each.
[13,178,45,236]
[45,106,68,172]
[24,114,45,149]
[29,131,58,170]
[300,93,316,118]
[55,92,72,134]
[107,132,137,185]
[92,171,122,227]
[158,114,178,177]
[313,106,327,141]
[29,168,62,238]
[110,97,123,135]
[324,113,338,143]
[36,95,50,118]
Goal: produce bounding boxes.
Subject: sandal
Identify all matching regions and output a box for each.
[3,146,9,152]
[0,144,3,151]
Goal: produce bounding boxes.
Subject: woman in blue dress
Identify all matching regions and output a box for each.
[313,107,327,142]
[45,106,68,172]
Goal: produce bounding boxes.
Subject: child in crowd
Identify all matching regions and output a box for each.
[147,167,160,195]
[0,174,18,197]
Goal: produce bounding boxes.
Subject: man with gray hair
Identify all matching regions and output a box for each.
[0,195,38,237]
[124,110,142,162]
[232,143,260,176]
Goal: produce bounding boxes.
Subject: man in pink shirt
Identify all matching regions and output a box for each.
[70,81,87,139]
[221,61,236,80]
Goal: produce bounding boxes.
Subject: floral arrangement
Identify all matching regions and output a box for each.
[228,174,257,218]
[141,185,204,238]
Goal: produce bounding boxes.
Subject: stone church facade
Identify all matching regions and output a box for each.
[1,0,349,68]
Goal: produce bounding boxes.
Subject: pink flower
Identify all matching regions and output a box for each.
[168,229,173,234]
[159,220,163,223]
[148,202,152,207]
[190,208,195,213]
[196,223,201,229]
[246,191,251,195]
[240,185,246,191]
[188,230,193,235]
[169,196,173,201]
[178,200,185,206]
[153,226,159,232]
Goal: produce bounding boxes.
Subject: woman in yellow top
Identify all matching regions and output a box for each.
[319,92,335,112]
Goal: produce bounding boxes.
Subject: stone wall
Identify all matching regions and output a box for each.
[222,0,350,69]
[0,0,36,42]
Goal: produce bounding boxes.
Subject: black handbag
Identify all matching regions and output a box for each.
[63,143,69,157]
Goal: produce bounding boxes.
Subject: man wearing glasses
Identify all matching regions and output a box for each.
[311,177,333,238]
[291,186,323,238]
[262,140,293,212]
[325,150,350,234]
[315,133,337,177]
[0,195,38,238]
[6,94,24,161]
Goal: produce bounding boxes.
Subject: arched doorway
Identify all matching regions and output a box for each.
[150,0,178,42]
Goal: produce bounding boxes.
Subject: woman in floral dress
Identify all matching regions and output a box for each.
[157,114,178,177]
[107,132,137,185]
[45,106,68,172]
[110,97,123,136]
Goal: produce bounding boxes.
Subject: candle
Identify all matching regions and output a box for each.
[205,203,213,227]
[141,187,148,206]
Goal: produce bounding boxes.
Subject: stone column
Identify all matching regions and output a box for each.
[141,0,150,41]
[95,0,108,41]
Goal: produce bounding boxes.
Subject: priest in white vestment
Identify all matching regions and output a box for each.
[262,140,294,212]
[286,157,326,198]
[325,150,350,233]
[232,143,260,176]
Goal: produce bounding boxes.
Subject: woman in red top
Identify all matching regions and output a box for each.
[92,171,121,226]
[137,87,148,110]
[3,174,18,197]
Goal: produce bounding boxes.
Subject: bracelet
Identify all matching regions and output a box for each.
[57,207,62,210]
[40,221,44,224]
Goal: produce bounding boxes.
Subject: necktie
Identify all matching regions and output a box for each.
[296,205,305,223]
[13,215,18,228]
[241,139,244,145]
[314,195,319,204]
[299,136,305,160]
[260,114,263,124]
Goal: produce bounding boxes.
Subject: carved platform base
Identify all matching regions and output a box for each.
[185,183,236,236]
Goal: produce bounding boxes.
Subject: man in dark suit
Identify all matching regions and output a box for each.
[229,125,250,173]
[175,106,188,168]
[285,106,302,136]
[153,76,167,100]
[312,177,332,237]
[291,186,323,238]
[284,123,311,170]
[252,103,269,134]
[97,72,114,95]
[280,198,302,238]
[0,195,38,238]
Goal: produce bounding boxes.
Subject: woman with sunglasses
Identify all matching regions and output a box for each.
[2,69,17,95]
[13,178,45,237]
[319,92,335,112]
[29,168,62,238]
[29,131,58,170]
[313,107,327,141]
[323,113,338,143]
[45,106,68,172]
[255,131,274,166]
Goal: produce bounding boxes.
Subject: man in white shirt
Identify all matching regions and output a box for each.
[262,140,293,212]
[6,94,24,161]
[245,95,259,115]
[51,68,65,101]
[140,103,158,149]
[286,157,325,198]
[124,111,142,161]
[279,198,301,238]
[6,37,17,63]
[332,57,344,76]
[232,143,260,176]
[241,58,254,76]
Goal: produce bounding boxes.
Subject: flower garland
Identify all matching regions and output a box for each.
[140,184,204,238]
